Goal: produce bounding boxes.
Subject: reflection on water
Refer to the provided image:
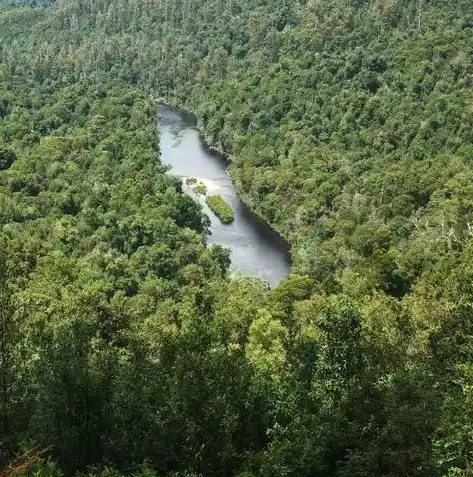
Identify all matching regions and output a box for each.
[157,104,290,287]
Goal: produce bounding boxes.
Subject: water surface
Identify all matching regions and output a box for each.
[157,104,290,287]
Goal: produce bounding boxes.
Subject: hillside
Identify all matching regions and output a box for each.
[1,1,473,476]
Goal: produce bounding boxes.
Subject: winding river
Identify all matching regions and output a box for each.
[157,104,290,287]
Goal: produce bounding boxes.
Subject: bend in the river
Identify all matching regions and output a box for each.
[157,104,290,287]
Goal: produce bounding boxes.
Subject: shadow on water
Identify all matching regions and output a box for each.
[157,103,290,287]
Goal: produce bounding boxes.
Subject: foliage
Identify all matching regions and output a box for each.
[192,181,207,196]
[185,178,207,195]
[205,194,234,224]
[0,0,472,476]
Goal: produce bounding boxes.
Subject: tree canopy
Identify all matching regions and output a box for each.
[1,0,473,476]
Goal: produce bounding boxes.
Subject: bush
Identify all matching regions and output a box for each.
[193,181,207,195]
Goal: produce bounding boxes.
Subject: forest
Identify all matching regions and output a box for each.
[1,0,473,476]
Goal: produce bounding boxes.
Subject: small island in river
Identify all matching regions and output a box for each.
[185,177,208,195]
[205,194,235,224]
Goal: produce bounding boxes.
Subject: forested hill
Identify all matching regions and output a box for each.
[2,1,473,476]
[3,0,473,295]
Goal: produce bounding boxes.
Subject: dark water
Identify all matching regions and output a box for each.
[157,104,290,287]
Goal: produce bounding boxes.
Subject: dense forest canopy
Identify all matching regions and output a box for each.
[1,0,473,476]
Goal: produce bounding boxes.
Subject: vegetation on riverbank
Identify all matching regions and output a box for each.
[205,194,234,223]
[2,0,473,476]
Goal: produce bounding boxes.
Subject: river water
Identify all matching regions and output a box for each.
[157,104,290,287]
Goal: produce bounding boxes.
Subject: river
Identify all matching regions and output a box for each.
[157,104,290,287]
